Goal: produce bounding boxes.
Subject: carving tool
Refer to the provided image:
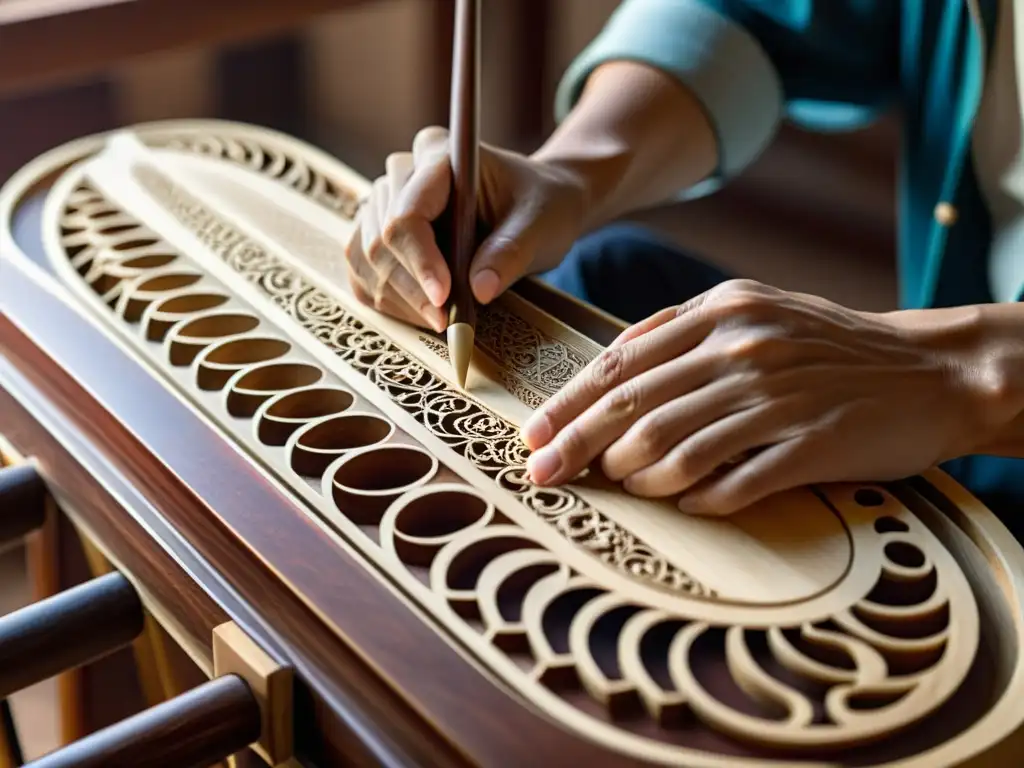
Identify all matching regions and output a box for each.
[444,0,481,389]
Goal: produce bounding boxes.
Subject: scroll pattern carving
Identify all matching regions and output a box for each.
[149,133,362,219]
[418,302,597,409]
[42,130,991,764]
[132,165,708,596]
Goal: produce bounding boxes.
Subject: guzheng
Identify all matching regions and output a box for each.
[1,120,1024,767]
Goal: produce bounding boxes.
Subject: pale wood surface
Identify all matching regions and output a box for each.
[213,622,293,765]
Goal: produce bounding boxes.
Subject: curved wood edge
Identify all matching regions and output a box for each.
[0,225,625,766]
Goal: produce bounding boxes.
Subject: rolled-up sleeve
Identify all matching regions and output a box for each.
[554,0,783,182]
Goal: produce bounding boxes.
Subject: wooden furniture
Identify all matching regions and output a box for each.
[1,120,1023,766]
[0,462,266,766]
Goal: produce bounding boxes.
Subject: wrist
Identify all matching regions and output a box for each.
[893,304,1024,454]
[530,136,633,232]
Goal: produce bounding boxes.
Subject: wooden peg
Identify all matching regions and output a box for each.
[0,464,46,547]
[213,622,293,765]
[0,572,143,698]
[26,674,260,768]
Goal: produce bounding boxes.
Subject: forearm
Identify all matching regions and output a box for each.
[531,61,718,232]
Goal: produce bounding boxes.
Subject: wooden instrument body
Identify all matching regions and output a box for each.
[1,120,1023,767]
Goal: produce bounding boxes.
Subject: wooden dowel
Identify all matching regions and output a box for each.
[0,465,46,547]
[27,674,261,768]
[0,572,143,698]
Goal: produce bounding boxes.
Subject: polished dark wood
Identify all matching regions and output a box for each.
[0,465,46,546]
[0,192,630,766]
[0,572,143,699]
[29,674,260,768]
[446,0,481,334]
[0,698,24,768]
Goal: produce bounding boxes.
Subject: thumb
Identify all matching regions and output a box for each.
[469,207,542,304]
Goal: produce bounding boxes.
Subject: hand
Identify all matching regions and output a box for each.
[344,126,588,331]
[520,279,999,516]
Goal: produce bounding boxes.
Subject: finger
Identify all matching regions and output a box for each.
[608,307,679,348]
[609,286,718,348]
[521,310,715,451]
[361,179,387,271]
[374,177,391,236]
[600,374,741,482]
[348,223,439,329]
[384,156,452,307]
[619,400,789,497]
[676,438,818,516]
[385,151,415,209]
[524,351,718,486]
[386,263,447,332]
[412,125,449,162]
[385,214,450,307]
[470,207,539,304]
[351,279,428,328]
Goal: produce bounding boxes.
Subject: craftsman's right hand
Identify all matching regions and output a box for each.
[344,126,588,332]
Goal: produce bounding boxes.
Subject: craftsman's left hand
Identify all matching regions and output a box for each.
[520,279,1001,516]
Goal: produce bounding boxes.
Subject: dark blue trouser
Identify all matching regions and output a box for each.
[541,223,1024,538]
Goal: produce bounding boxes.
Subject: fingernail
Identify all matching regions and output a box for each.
[520,413,553,449]
[677,496,708,516]
[472,269,500,304]
[423,275,445,307]
[526,447,562,485]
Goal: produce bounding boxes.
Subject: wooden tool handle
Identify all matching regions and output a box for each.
[446,0,480,329]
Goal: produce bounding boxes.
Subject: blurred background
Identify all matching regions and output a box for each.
[0,0,900,759]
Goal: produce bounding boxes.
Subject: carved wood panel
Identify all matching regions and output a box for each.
[4,119,1023,766]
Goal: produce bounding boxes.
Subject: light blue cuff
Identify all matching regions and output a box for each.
[554,0,783,189]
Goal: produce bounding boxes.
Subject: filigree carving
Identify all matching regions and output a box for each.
[131,165,710,596]
[150,133,362,219]
[418,302,596,409]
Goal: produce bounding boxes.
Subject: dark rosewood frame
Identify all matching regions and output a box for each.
[0,238,633,765]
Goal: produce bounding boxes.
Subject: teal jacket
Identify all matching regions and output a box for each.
[556,0,1024,520]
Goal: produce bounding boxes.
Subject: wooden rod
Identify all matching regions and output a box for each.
[443,0,481,387]
[0,572,143,698]
[27,674,261,768]
[0,465,46,547]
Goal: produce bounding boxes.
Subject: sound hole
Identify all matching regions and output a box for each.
[333,446,436,493]
[289,414,394,476]
[177,313,260,341]
[154,293,229,315]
